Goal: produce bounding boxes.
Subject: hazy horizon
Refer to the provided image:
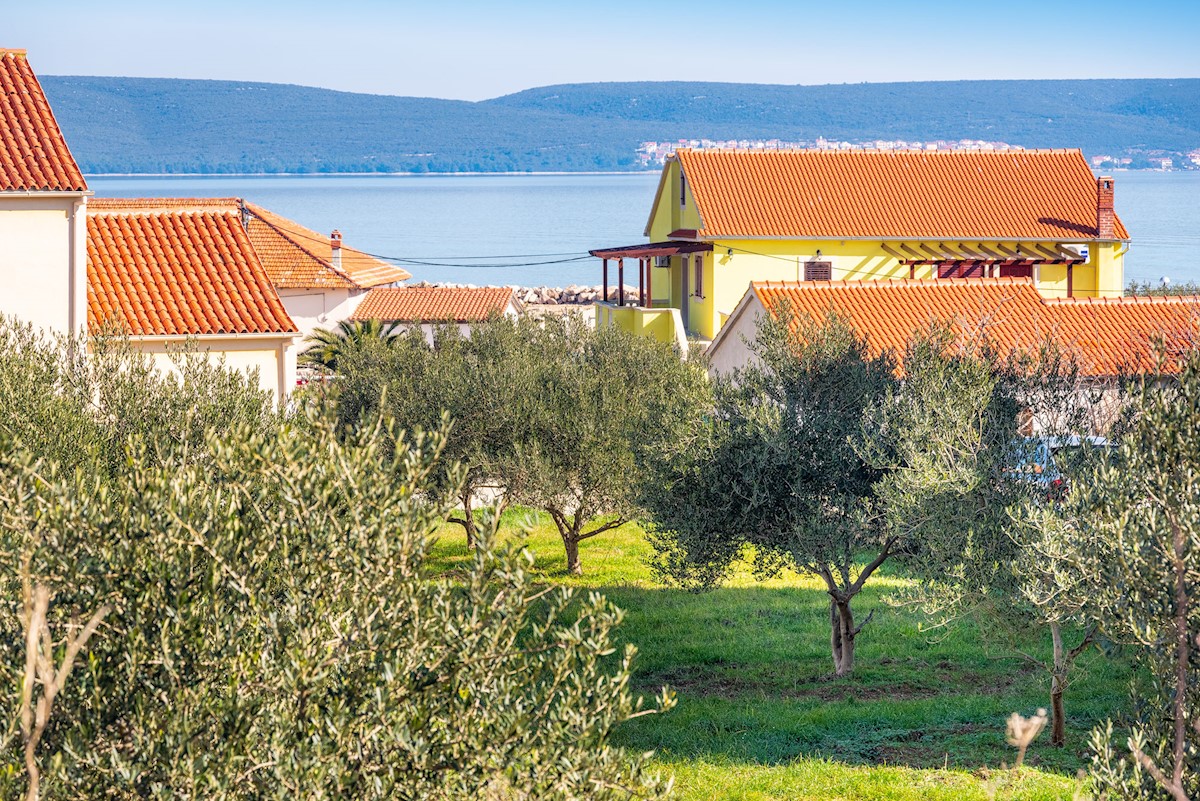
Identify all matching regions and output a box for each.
[35,73,1200,105]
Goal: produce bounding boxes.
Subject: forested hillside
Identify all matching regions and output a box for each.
[40,76,1200,174]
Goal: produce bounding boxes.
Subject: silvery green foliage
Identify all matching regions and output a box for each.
[645,310,895,675]
[330,312,711,575]
[0,325,673,800]
[1036,354,1200,799]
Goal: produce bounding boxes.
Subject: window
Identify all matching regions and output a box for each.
[680,173,687,208]
[804,260,832,281]
[693,255,704,298]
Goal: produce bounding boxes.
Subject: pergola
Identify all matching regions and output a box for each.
[880,242,1087,295]
[588,241,713,308]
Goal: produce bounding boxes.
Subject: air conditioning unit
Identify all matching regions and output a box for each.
[654,256,671,268]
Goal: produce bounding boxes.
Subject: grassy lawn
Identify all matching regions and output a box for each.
[430,509,1133,800]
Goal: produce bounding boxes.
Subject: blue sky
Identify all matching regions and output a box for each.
[8,0,1200,100]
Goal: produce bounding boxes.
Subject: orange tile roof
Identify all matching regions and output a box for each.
[351,287,518,323]
[87,206,296,337]
[0,49,86,192]
[244,202,410,289]
[748,278,1197,377]
[675,149,1129,241]
[87,198,410,289]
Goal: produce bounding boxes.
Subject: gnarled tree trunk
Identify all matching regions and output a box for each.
[449,489,478,549]
[563,537,582,576]
[830,599,857,676]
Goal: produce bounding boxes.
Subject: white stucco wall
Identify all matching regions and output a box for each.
[277,287,365,338]
[0,194,88,335]
[132,335,297,405]
[705,294,765,377]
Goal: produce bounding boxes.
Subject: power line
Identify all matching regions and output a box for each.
[253,217,596,268]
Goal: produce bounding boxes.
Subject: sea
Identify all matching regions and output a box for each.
[86,171,1200,289]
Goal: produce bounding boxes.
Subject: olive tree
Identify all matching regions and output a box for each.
[1030,353,1200,799]
[863,328,1112,746]
[507,314,711,575]
[1,391,675,798]
[331,317,538,549]
[646,311,896,676]
[331,313,711,574]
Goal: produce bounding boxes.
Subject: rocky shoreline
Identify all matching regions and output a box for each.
[407,280,638,306]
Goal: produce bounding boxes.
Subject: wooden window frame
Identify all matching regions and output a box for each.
[804,260,832,281]
[693,255,704,298]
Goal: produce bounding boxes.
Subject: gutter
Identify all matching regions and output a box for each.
[126,332,300,343]
[0,190,92,198]
[698,235,1133,243]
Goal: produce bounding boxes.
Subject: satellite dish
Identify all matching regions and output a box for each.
[1161,276,1171,287]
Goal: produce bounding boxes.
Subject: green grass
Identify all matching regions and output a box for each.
[429,510,1133,800]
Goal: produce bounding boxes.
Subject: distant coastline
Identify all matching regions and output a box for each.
[45,76,1200,176]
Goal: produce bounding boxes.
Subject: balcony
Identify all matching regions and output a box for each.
[594,301,688,354]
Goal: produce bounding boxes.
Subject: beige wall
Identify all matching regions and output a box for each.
[0,194,88,335]
[278,287,365,338]
[131,335,297,404]
[705,293,766,377]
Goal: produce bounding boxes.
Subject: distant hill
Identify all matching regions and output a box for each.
[40,76,1200,174]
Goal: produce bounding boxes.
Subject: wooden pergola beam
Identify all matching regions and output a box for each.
[919,243,948,261]
[954,243,987,260]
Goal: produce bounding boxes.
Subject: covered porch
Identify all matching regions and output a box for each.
[588,241,713,351]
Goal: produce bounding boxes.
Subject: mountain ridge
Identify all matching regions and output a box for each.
[39,76,1200,174]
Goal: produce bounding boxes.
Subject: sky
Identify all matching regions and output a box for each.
[7,0,1200,101]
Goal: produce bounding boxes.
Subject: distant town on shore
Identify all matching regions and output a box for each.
[637,139,1200,171]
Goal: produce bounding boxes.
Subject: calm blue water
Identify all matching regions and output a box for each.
[86,171,1200,288]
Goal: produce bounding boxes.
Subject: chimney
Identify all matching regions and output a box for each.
[1096,176,1115,240]
[330,229,342,270]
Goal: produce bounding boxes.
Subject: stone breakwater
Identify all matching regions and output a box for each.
[407,281,639,306]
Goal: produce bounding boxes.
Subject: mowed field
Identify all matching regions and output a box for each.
[429,511,1135,801]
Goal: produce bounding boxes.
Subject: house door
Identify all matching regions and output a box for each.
[680,256,690,332]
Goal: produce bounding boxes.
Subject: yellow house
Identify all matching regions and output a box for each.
[591,148,1130,347]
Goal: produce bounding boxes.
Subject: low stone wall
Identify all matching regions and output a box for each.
[406,280,639,306]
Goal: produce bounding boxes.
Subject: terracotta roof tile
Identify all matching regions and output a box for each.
[752,278,1197,377]
[244,202,410,289]
[87,206,296,337]
[677,149,1129,241]
[0,49,86,192]
[351,287,518,323]
[88,197,410,289]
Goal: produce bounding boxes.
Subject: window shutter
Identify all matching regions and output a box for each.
[804,261,832,281]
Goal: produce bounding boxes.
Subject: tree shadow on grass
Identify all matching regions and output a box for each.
[601,584,1133,777]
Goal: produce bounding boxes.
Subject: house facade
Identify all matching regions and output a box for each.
[240,201,410,336]
[88,199,411,338]
[0,49,89,335]
[592,148,1130,349]
[87,203,299,401]
[707,278,1200,379]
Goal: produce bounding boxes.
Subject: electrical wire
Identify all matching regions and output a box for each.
[251,216,596,268]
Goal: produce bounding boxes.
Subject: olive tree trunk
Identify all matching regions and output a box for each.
[449,489,479,549]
